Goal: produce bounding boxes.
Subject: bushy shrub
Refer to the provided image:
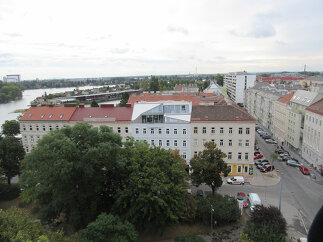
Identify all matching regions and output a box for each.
[241,222,286,242]
[174,233,205,242]
[181,193,198,223]
[0,183,20,201]
[195,193,240,226]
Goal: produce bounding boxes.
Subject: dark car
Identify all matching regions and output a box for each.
[257,161,270,169]
[260,164,275,172]
[276,146,284,151]
[255,159,268,166]
[299,166,310,175]
[282,156,293,162]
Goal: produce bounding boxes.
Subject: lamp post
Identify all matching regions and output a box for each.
[211,205,214,230]
[277,168,284,211]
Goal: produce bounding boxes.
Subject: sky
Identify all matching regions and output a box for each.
[0,0,323,80]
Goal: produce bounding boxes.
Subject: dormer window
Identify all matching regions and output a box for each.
[49,114,53,118]
[40,114,45,119]
[27,114,32,118]
[59,114,64,119]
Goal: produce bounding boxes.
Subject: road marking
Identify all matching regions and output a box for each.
[298,210,308,234]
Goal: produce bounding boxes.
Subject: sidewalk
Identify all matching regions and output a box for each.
[248,168,281,187]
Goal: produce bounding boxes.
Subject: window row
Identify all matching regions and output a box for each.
[193,127,250,135]
[193,151,250,160]
[135,128,187,135]
[23,124,60,131]
[306,115,322,126]
[194,139,250,147]
[24,135,41,143]
[148,139,188,147]
[227,165,249,174]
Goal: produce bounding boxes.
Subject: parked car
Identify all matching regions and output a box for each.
[255,159,268,166]
[248,193,262,211]
[320,168,323,176]
[310,172,317,180]
[257,161,270,169]
[254,151,261,156]
[286,159,302,167]
[227,176,245,185]
[299,166,310,175]
[276,149,286,154]
[265,139,277,144]
[281,156,293,162]
[257,129,264,134]
[237,192,249,208]
[260,164,275,172]
[254,154,264,159]
[276,146,284,151]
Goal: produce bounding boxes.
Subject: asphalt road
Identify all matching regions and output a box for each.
[193,132,323,236]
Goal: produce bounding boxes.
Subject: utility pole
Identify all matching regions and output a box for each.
[211,204,214,230]
[279,172,284,211]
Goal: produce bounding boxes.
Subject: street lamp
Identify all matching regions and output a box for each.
[277,169,284,211]
[211,205,214,230]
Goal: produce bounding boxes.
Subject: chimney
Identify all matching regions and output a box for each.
[126,103,132,107]
[79,104,85,108]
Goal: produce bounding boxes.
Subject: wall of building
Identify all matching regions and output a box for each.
[273,101,289,144]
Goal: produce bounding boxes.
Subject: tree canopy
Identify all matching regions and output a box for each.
[0,81,22,104]
[149,76,160,93]
[1,120,20,136]
[0,135,25,184]
[190,142,230,195]
[112,140,188,231]
[79,213,137,242]
[90,100,99,107]
[118,92,129,107]
[215,74,223,86]
[20,122,124,229]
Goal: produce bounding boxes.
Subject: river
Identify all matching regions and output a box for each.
[0,86,120,130]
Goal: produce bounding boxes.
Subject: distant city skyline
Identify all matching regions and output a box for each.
[0,0,323,80]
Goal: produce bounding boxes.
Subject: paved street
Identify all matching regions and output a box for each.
[192,130,323,238]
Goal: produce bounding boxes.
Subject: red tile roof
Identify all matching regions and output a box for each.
[20,107,77,121]
[277,92,294,104]
[260,76,305,82]
[305,98,323,116]
[69,106,133,123]
[128,92,224,105]
[191,105,257,122]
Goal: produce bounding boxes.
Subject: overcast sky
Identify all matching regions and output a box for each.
[0,0,322,80]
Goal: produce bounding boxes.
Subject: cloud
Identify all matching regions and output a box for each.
[110,48,130,54]
[230,13,276,38]
[167,26,189,35]
[4,32,22,38]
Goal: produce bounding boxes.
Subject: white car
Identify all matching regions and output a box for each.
[227,176,245,185]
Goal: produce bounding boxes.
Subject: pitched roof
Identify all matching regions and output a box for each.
[277,92,294,104]
[20,107,77,121]
[290,90,319,106]
[128,92,224,105]
[305,98,323,116]
[70,106,133,123]
[191,105,256,122]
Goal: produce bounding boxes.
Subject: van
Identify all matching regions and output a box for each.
[248,193,261,210]
[227,176,245,185]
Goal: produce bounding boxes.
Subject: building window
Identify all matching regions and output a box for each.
[166,140,170,146]
[166,128,170,134]
[229,127,233,134]
[239,128,243,134]
[26,146,29,153]
[174,140,178,147]
[246,128,250,134]
[220,139,223,146]
[202,127,206,134]
[238,152,242,160]
[24,135,27,142]
[194,139,198,147]
[183,140,187,147]
[56,125,59,130]
[159,140,162,146]
[30,135,34,143]
[159,128,162,134]
[183,128,187,134]
[125,127,128,133]
[118,127,121,133]
[36,125,39,131]
[135,128,139,134]
[194,151,198,157]
[211,127,215,134]
[43,125,46,131]
[194,127,198,134]
[29,125,33,131]
[237,165,242,173]
[244,166,248,173]
[245,140,249,147]
[151,140,155,146]
[49,125,52,131]
[228,165,232,173]
[182,152,187,159]
[174,129,178,135]
[181,105,186,111]
[202,139,206,145]
[23,125,26,131]
[228,152,232,159]
[245,153,249,160]
[220,127,224,134]
[229,140,232,146]
[143,128,146,134]
[211,139,215,143]
[151,128,154,134]
[238,140,242,146]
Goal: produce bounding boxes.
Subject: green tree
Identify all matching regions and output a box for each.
[79,213,137,242]
[215,74,224,86]
[0,136,25,184]
[190,142,230,195]
[1,120,20,136]
[149,76,159,93]
[20,123,124,229]
[0,207,72,242]
[241,222,286,242]
[119,92,129,107]
[112,140,187,231]
[90,99,99,107]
